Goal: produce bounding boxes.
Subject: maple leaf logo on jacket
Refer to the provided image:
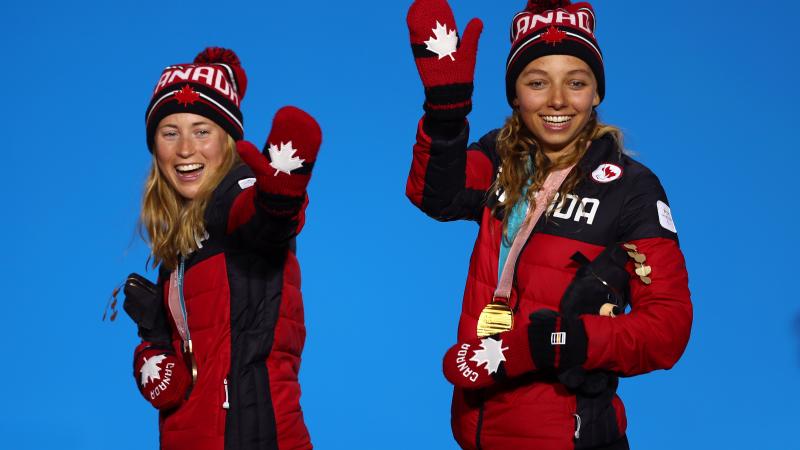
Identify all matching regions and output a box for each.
[140,354,167,387]
[425,21,458,61]
[542,26,567,45]
[469,338,509,375]
[591,163,623,183]
[267,141,305,176]
[175,85,200,106]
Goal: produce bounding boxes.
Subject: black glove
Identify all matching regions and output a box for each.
[123,273,171,345]
[528,309,588,372]
[558,244,630,394]
[560,244,630,318]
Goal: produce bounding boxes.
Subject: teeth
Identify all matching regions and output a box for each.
[176,163,203,173]
[541,115,573,124]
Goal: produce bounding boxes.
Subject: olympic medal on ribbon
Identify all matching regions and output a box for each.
[477,301,514,337]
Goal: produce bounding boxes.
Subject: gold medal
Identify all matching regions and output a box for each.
[477,301,514,337]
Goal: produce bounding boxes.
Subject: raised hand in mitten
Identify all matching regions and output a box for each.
[133,346,191,410]
[123,273,171,345]
[443,309,587,389]
[236,106,322,217]
[407,0,483,124]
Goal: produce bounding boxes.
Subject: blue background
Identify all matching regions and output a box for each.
[1,0,797,448]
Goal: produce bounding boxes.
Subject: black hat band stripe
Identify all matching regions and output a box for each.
[146,89,243,132]
[196,91,243,130]
[507,29,602,71]
[564,32,603,60]
[507,34,542,70]
[146,90,179,125]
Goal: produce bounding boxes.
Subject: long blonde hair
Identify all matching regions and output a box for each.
[493,109,623,239]
[140,135,239,270]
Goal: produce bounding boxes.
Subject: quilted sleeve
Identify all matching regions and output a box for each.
[581,169,693,376]
[406,117,498,222]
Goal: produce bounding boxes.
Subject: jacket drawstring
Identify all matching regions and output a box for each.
[223,378,230,409]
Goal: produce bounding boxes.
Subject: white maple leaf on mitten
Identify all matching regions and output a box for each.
[469,338,508,375]
[268,141,305,176]
[140,354,167,387]
[425,21,458,61]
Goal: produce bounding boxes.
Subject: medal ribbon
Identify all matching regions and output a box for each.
[493,164,576,302]
[167,257,192,351]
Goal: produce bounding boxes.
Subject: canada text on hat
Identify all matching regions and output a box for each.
[153,64,241,106]
[508,6,600,70]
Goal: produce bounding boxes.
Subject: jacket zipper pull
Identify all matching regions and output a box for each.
[223,378,230,409]
[573,413,582,440]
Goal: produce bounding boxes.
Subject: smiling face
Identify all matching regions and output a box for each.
[154,113,230,200]
[514,55,600,162]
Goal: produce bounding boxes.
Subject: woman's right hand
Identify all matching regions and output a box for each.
[236,106,321,217]
[407,0,483,122]
[123,273,171,345]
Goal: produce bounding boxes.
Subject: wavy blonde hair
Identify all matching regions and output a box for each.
[140,135,239,270]
[493,109,623,240]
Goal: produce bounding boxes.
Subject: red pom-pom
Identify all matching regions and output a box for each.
[193,47,248,100]
[526,0,571,13]
[194,47,241,66]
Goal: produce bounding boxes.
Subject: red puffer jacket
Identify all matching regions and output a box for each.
[407,120,692,450]
[133,163,312,450]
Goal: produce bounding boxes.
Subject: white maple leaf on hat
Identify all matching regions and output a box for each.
[469,338,509,375]
[425,21,458,61]
[140,354,167,387]
[268,141,305,176]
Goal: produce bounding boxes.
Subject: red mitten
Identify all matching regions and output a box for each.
[407,0,483,121]
[443,328,534,389]
[236,106,322,216]
[133,346,190,410]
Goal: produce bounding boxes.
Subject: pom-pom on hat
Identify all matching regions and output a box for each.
[505,1,604,107]
[145,47,248,151]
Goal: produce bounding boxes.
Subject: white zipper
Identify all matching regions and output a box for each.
[223,378,230,409]
[573,413,582,440]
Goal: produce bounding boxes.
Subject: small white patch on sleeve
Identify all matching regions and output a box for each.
[238,178,256,189]
[657,200,677,233]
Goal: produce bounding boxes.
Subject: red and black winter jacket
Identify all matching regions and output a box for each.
[133,163,312,450]
[407,120,692,450]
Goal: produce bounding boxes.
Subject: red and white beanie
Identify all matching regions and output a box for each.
[145,47,248,151]
[505,1,604,106]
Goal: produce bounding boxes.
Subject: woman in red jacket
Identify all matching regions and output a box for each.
[123,47,321,450]
[406,1,692,449]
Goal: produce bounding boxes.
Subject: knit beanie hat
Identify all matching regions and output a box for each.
[145,47,248,151]
[505,1,604,106]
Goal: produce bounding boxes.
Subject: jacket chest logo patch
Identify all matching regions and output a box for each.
[591,163,623,183]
